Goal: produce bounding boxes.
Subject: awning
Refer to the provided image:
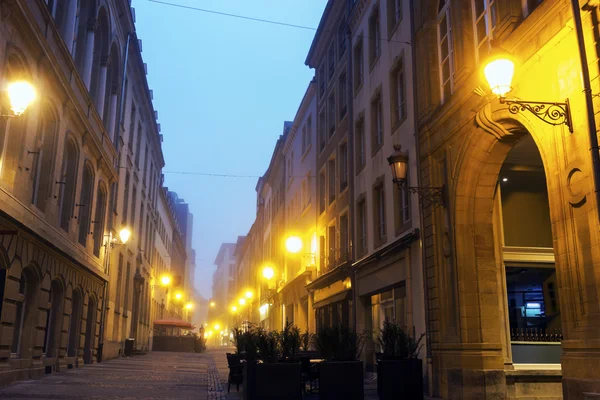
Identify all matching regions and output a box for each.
[313,289,351,309]
[153,319,195,329]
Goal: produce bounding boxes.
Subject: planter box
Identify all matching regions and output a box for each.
[244,362,302,400]
[319,360,364,400]
[377,358,423,400]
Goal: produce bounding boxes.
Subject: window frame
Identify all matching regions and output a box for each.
[437,0,455,104]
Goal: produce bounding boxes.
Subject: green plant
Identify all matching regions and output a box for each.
[300,329,311,351]
[231,327,246,354]
[314,325,368,361]
[279,320,301,359]
[256,327,279,363]
[377,319,425,359]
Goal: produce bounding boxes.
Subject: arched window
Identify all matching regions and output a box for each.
[74,0,98,86]
[11,268,39,358]
[438,0,455,103]
[0,52,31,184]
[53,0,79,54]
[43,279,65,357]
[78,163,95,246]
[89,8,110,111]
[93,183,107,256]
[68,289,83,357]
[83,295,97,364]
[32,103,58,212]
[103,44,121,140]
[59,138,79,232]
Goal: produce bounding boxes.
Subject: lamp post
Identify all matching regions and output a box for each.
[98,227,131,362]
[387,146,445,207]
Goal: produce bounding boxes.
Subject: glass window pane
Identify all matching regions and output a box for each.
[439,15,447,37]
[381,289,393,302]
[440,38,449,61]
[474,0,485,17]
[477,18,487,43]
[490,2,497,28]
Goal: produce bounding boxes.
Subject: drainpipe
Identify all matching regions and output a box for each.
[346,0,357,333]
[409,0,433,394]
[571,0,600,223]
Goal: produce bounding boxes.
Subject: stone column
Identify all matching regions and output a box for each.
[95,58,108,118]
[307,292,314,334]
[61,0,78,54]
[82,24,95,89]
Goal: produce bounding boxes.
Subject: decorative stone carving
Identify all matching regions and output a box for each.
[475,103,515,140]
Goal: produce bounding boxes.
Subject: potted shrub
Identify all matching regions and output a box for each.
[244,327,302,400]
[315,325,367,400]
[279,321,301,361]
[376,319,425,400]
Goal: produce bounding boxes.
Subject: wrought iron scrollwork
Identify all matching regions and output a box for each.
[500,98,573,133]
[406,186,445,207]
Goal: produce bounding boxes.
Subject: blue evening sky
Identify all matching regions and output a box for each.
[133,0,326,298]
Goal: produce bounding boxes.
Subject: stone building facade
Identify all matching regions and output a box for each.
[0,0,132,384]
[349,0,427,374]
[413,0,600,398]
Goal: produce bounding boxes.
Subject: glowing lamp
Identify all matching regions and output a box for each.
[175,292,183,300]
[238,298,246,306]
[387,146,409,184]
[483,57,514,98]
[285,236,303,254]
[262,266,275,280]
[119,227,131,244]
[7,81,36,116]
[160,275,172,286]
[245,290,253,299]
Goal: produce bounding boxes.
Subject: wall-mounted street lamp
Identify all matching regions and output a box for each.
[483,52,573,132]
[2,80,36,119]
[152,274,172,289]
[185,302,193,310]
[175,292,183,301]
[285,236,303,254]
[387,146,445,207]
[262,265,275,281]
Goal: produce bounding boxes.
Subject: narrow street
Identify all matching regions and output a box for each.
[0,347,387,400]
[0,349,230,400]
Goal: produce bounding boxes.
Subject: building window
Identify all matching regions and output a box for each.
[357,198,367,255]
[371,93,383,155]
[353,36,364,92]
[328,42,336,79]
[369,5,381,67]
[391,57,407,129]
[371,285,407,335]
[338,21,346,59]
[77,163,94,246]
[123,262,131,315]
[472,0,496,62]
[339,142,348,192]
[128,104,136,151]
[143,145,149,186]
[319,170,326,213]
[288,152,293,179]
[31,103,58,212]
[522,0,543,17]
[130,185,137,229]
[340,214,349,261]
[319,63,326,98]
[59,139,79,232]
[319,110,326,152]
[387,0,402,35]
[302,118,311,155]
[122,172,130,225]
[328,224,336,267]
[93,184,107,257]
[135,122,142,167]
[339,73,347,120]
[373,181,386,246]
[328,159,336,204]
[438,0,455,103]
[356,116,366,171]
[329,92,336,136]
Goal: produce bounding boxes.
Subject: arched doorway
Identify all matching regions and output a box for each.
[495,135,562,366]
[43,279,65,358]
[83,295,97,364]
[68,289,83,358]
[11,267,40,359]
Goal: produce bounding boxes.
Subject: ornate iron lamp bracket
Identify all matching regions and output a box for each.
[500,97,573,133]
[395,180,445,207]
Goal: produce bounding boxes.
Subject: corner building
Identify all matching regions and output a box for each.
[413,0,600,398]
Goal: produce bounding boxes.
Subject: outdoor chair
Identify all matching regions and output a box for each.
[226,353,244,393]
[300,356,319,394]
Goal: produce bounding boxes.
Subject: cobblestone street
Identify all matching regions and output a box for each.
[0,349,229,400]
